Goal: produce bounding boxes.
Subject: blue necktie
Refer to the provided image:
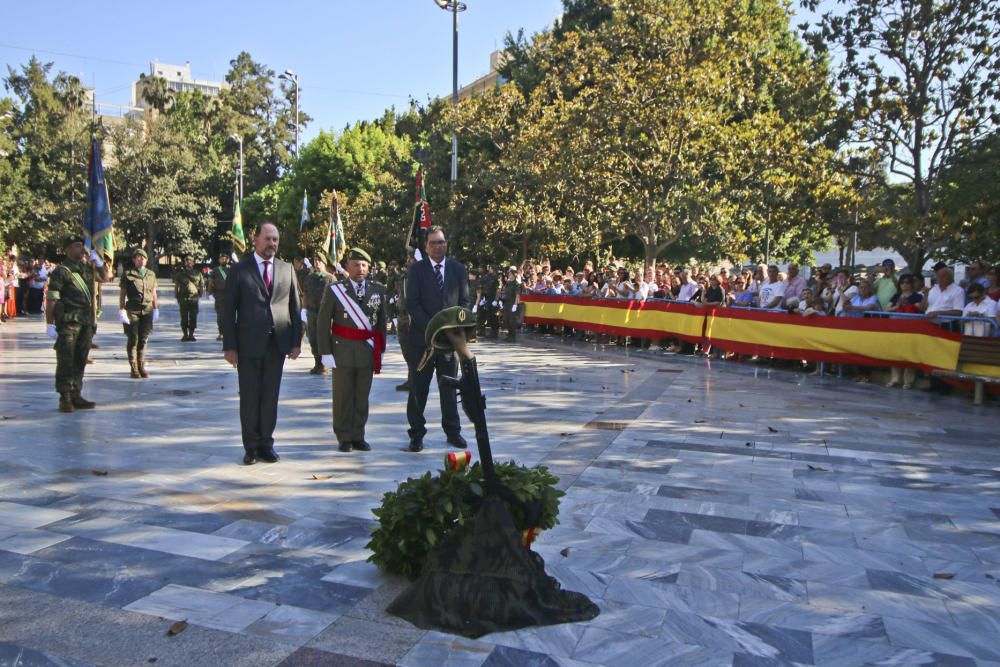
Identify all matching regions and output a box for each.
[434,263,444,292]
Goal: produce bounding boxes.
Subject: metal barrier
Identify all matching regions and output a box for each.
[863,311,999,337]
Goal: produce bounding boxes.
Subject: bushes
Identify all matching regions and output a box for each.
[367,461,564,579]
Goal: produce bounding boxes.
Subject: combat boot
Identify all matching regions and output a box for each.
[137,359,150,378]
[129,361,141,379]
[70,390,96,409]
[58,393,75,413]
[188,332,197,342]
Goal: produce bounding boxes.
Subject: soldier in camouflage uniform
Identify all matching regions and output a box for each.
[302,253,336,374]
[44,236,111,412]
[501,266,521,342]
[118,248,158,379]
[207,253,231,341]
[172,256,204,341]
[373,260,389,289]
[393,256,416,391]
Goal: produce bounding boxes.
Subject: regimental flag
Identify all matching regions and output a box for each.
[328,190,346,263]
[230,184,247,255]
[406,167,432,254]
[300,190,310,231]
[82,139,115,263]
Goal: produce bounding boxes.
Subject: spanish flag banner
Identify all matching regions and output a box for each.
[703,308,960,372]
[521,294,707,344]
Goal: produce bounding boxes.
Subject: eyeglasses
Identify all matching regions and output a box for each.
[427,240,448,245]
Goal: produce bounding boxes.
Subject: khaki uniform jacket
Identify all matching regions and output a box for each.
[303,270,335,312]
[49,260,96,326]
[316,279,387,368]
[120,268,157,315]
[208,265,230,305]
[173,268,204,302]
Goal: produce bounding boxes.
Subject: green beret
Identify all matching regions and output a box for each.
[417,306,477,371]
[133,248,148,258]
[377,260,386,269]
[313,251,330,265]
[64,235,86,247]
[347,247,372,263]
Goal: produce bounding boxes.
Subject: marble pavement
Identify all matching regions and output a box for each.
[1,286,999,666]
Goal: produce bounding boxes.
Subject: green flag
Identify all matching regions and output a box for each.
[230,185,246,254]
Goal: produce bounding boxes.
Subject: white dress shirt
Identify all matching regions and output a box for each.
[926,283,965,314]
[431,259,446,285]
[254,253,273,284]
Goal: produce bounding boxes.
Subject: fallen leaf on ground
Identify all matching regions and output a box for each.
[167,621,188,636]
[767,426,779,433]
[559,548,570,557]
[311,474,332,480]
[694,420,706,423]
[933,573,955,580]
[806,465,827,472]
[91,470,108,476]
[745,443,753,447]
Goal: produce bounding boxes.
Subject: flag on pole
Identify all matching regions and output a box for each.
[82,139,115,263]
[229,183,247,256]
[300,190,310,231]
[406,167,432,255]
[328,190,345,263]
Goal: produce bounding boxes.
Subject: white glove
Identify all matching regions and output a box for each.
[472,304,478,313]
[389,296,397,305]
[511,303,518,313]
[152,309,159,323]
[46,324,58,339]
[321,354,335,369]
[89,249,104,268]
[119,309,129,324]
[491,300,498,307]
[303,258,312,269]
[300,309,308,322]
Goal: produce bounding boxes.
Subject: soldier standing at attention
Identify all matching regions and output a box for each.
[393,255,415,391]
[173,256,204,341]
[207,253,231,341]
[501,266,521,342]
[118,248,158,378]
[302,253,336,374]
[44,236,111,412]
[479,264,500,338]
[317,248,387,453]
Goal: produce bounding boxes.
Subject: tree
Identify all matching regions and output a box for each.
[801,0,1000,272]
[937,129,1000,263]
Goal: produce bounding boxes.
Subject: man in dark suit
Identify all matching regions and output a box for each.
[405,225,470,452]
[222,222,302,464]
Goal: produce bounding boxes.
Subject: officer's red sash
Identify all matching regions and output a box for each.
[331,323,386,374]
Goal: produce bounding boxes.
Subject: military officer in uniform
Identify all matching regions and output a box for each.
[316,248,387,452]
[207,252,231,340]
[118,248,158,378]
[393,255,415,391]
[173,256,204,341]
[45,236,111,412]
[302,252,336,374]
[501,266,521,341]
[478,264,500,338]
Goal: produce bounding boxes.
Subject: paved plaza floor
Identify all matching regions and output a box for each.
[1,288,1000,666]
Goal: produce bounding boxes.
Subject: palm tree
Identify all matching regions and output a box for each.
[139,75,175,113]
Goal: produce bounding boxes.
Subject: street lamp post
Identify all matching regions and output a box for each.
[432,0,466,187]
[230,134,243,203]
[279,69,300,159]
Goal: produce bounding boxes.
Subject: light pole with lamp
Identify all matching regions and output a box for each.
[432,0,466,188]
[230,134,243,202]
[278,69,299,159]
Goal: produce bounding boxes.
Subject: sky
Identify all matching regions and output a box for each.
[1,0,565,141]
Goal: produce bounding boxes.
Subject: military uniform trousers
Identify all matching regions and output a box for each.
[306,310,322,360]
[333,361,374,444]
[123,311,153,362]
[214,300,226,336]
[55,322,95,393]
[396,315,411,365]
[178,299,199,332]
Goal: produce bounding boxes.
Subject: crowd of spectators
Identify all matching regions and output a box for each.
[0,255,51,322]
[498,257,1000,389]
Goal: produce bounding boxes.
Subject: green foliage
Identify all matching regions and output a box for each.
[367,461,564,579]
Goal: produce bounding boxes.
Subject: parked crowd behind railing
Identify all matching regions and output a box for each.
[477,257,1000,390]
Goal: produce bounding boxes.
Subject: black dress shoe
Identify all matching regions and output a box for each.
[395,381,410,392]
[257,448,280,463]
[353,440,371,452]
[446,434,468,449]
[338,442,352,452]
[408,437,423,452]
[242,452,257,465]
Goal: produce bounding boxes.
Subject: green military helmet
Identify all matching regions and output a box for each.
[417,306,478,370]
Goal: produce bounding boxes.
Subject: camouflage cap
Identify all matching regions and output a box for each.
[133,248,148,258]
[64,235,86,247]
[377,260,386,269]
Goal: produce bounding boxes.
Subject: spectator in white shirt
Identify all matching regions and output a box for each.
[925,263,965,317]
[781,263,807,309]
[676,271,699,302]
[758,265,785,309]
[961,283,998,336]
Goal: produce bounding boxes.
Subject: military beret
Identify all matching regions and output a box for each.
[418,306,478,371]
[64,235,86,247]
[133,248,148,258]
[377,260,386,269]
[312,251,330,265]
[347,248,372,263]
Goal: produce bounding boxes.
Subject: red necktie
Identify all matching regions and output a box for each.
[263,260,271,292]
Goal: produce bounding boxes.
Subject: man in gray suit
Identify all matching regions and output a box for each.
[405,226,470,452]
[316,248,387,453]
[222,222,302,465]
